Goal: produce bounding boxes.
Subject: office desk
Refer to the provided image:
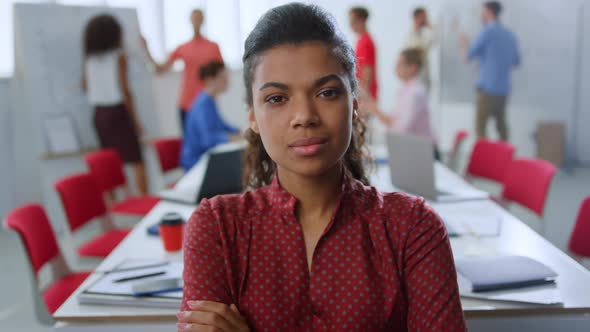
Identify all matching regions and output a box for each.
[54,165,590,331]
[373,164,590,315]
[53,201,196,330]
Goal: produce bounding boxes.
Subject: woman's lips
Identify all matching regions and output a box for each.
[289,137,329,156]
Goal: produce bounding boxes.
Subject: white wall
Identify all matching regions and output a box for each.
[439,0,590,163]
[0,78,14,218]
[577,3,590,164]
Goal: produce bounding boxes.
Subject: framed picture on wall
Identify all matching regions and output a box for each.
[43,113,81,156]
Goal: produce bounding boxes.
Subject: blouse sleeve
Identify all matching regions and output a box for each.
[181,199,233,311]
[403,199,467,331]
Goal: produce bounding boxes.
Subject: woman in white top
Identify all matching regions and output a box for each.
[369,48,439,159]
[81,14,148,195]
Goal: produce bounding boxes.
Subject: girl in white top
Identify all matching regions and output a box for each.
[81,14,148,195]
[369,48,439,158]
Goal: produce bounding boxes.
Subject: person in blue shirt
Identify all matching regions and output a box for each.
[180,61,241,171]
[463,1,520,141]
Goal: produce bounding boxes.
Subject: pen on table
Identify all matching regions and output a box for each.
[97,262,170,274]
[113,271,166,283]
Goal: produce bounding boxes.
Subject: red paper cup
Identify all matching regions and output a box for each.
[159,224,183,252]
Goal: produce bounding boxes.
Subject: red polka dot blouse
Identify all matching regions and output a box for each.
[181,175,466,331]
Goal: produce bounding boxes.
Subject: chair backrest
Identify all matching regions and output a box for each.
[466,139,516,182]
[54,173,108,232]
[4,204,60,274]
[447,130,468,168]
[3,204,59,325]
[84,149,127,193]
[153,137,182,173]
[501,158,557,217]
[568,196,590,258]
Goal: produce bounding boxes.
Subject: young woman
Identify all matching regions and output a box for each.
[82,14,148,195]
[180,61,241,171]
[177,4,465,331]
[370,48,440,159]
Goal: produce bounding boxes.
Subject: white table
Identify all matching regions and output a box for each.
[54,165,590,331]
[373,163,590,331]
[53,201,196,330]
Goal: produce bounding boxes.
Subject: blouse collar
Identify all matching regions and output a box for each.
[269,170,355,215]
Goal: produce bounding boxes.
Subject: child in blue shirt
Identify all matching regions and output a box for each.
[180,61,241,171]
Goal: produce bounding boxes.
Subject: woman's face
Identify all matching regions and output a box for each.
[248,41,356,179]
[395,54,415,81]
[213,69,229,94]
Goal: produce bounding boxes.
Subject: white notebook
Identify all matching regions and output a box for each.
[78,259,183,309]
[456,255,562,305]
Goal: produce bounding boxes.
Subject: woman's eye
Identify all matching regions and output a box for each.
[318,88,340,99]
[265,95,287,104]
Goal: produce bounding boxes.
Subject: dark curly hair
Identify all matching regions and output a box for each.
[198,61,225,80]
[242,2,370,189]
[83,14,122,57]
[349,6,369,21]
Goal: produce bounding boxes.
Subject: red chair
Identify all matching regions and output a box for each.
[84,149,160,216]
[4,204,92,319]
[153,137,182,174]
[501,158,557,234]
[447,130,468,171]
[568,196,590,259]
[466,139,516,183]
[54,173,130,258]
[152,137,182,187]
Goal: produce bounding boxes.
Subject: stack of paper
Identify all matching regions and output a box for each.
[78,259,183,309]
[435,203,502,237]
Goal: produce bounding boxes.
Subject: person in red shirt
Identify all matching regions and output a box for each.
[176,3,466,332]
[349,6,378,101]
[143,9,223,132]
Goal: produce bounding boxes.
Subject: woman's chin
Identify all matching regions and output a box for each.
[278,158,342,179]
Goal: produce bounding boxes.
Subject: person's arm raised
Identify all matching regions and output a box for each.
[140,36,175,73]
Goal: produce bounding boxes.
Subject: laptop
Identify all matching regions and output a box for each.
[385,133,488,202]
[159,141,246,205]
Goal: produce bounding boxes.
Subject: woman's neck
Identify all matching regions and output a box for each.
[203,85,217,97]
[278,163,343,219]
[401,75,417,83]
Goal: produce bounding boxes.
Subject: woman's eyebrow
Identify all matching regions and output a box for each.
[259,82,289,91]
[313,74,344,88]
[258,74,344,92]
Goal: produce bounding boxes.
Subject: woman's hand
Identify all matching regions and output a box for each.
[177,301,250,332]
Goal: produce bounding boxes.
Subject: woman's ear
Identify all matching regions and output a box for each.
[248,108,259,134]
[352,98,359,121]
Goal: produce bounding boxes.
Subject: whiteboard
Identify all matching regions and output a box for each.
[12,3,158,152]
[439,0,585,162]
[577,3,590,164]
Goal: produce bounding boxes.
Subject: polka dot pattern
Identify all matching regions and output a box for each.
[181,175,466,331]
